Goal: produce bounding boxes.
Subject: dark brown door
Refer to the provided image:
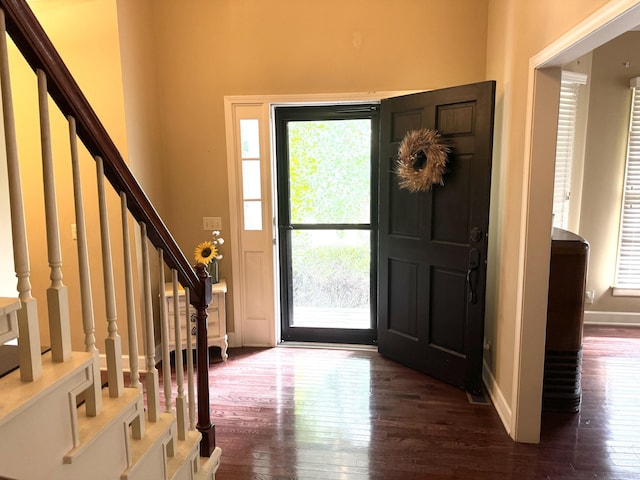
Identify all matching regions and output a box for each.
[377,81,496,393]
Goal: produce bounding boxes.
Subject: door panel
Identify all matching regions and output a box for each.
[387,258,419,338]
[430,266,467,353]
[389,181,420,238]
[432,154,472,244]
[378,81,496,393]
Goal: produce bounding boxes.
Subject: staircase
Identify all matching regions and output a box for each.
[0,1,221,478]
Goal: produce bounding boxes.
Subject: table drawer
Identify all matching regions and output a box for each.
[168,310,221,343]
[167,292,219,317]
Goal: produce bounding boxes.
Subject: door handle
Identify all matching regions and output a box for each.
[467,248,480,304]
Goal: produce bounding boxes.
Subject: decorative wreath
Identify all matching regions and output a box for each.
[395,128,450,192]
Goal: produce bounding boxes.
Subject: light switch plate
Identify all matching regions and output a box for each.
[203,216,222,231]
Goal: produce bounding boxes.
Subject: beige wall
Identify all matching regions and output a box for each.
[12,0,130,352]
[0,130,14,296]
[9,0,491,348]
[579,31,640,312]
[484,0,612,419]
[151,0,490,332]
[115,0,166,213]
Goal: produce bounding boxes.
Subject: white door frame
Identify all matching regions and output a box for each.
[224,92,413,348]
[514,0,640,442]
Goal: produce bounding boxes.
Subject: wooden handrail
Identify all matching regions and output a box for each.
[0,0,201,301]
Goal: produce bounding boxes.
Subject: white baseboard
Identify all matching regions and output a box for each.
[482,358,512,437]
[227,331,237,348]
[584,310,640,327]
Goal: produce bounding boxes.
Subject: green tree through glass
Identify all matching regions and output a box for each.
[288,120,370,224]
[287,119,372,321]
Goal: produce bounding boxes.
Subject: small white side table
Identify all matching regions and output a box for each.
[164,280,228,361]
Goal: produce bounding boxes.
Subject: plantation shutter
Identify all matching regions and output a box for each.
[553,71,587,229]
[615,77,640,289]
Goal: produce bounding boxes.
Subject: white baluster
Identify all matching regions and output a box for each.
[141,223,160,422]
[120,192,141,391]
[37,69,71,363]
[69,116,101,415]
[121,193,144,440]
[96,156,124,398]
[172,270,187,440]
[185,287,196,431]
[158,250,173,414]
[0,10,41,381]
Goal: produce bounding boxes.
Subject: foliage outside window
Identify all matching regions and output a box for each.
[288,120,371,310]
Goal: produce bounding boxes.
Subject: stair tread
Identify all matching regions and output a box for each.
[121,412,175,479]
[0,297,20,316]
[0,351,93,426]
[166,430,201,480]
[64,387,143,463]
[194,447,222,480]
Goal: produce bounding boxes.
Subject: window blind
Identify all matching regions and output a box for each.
[615,77,640,289]
[553,71,587,230]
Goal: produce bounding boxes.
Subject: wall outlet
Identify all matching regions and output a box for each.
[585,289,595,304]
[203,216,222,231]
[71,223,77,240]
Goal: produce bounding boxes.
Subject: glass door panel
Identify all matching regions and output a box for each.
[288,120,371,225]
[276,105,378,344]
[291,229,371,328]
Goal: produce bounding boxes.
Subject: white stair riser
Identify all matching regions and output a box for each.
[0,367,90,478]
[123,441,168,480]
[54,420,130,480]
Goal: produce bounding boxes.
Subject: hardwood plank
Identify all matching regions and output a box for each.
[179,325,640,479]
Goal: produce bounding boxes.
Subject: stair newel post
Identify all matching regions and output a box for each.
[194,262,215,456]
[158,249,173,414]
[172,270,188,440]
[185,287,196,431]
[120,192,141,390]
[0,10,41,382]
[96,156,124,398]
[140,222,160,422]
[37,68,71,363]
[68,116,102,415]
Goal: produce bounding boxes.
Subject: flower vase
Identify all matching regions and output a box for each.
[208,260,219,284]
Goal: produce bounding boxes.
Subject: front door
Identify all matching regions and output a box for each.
[377,81,496,393]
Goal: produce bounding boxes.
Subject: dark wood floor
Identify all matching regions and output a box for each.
[204,325,640,479]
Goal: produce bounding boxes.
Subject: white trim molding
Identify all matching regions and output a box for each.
[584,310,640,326]
[483,359,512,436]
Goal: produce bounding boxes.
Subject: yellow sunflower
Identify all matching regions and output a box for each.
[194,240,217,265]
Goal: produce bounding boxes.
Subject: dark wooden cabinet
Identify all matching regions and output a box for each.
[543,228,590,412]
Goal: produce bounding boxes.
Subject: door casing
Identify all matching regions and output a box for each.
[224,92,415,349]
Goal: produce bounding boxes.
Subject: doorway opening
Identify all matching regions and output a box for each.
[274,104,379,345]
[514,0,640,443]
